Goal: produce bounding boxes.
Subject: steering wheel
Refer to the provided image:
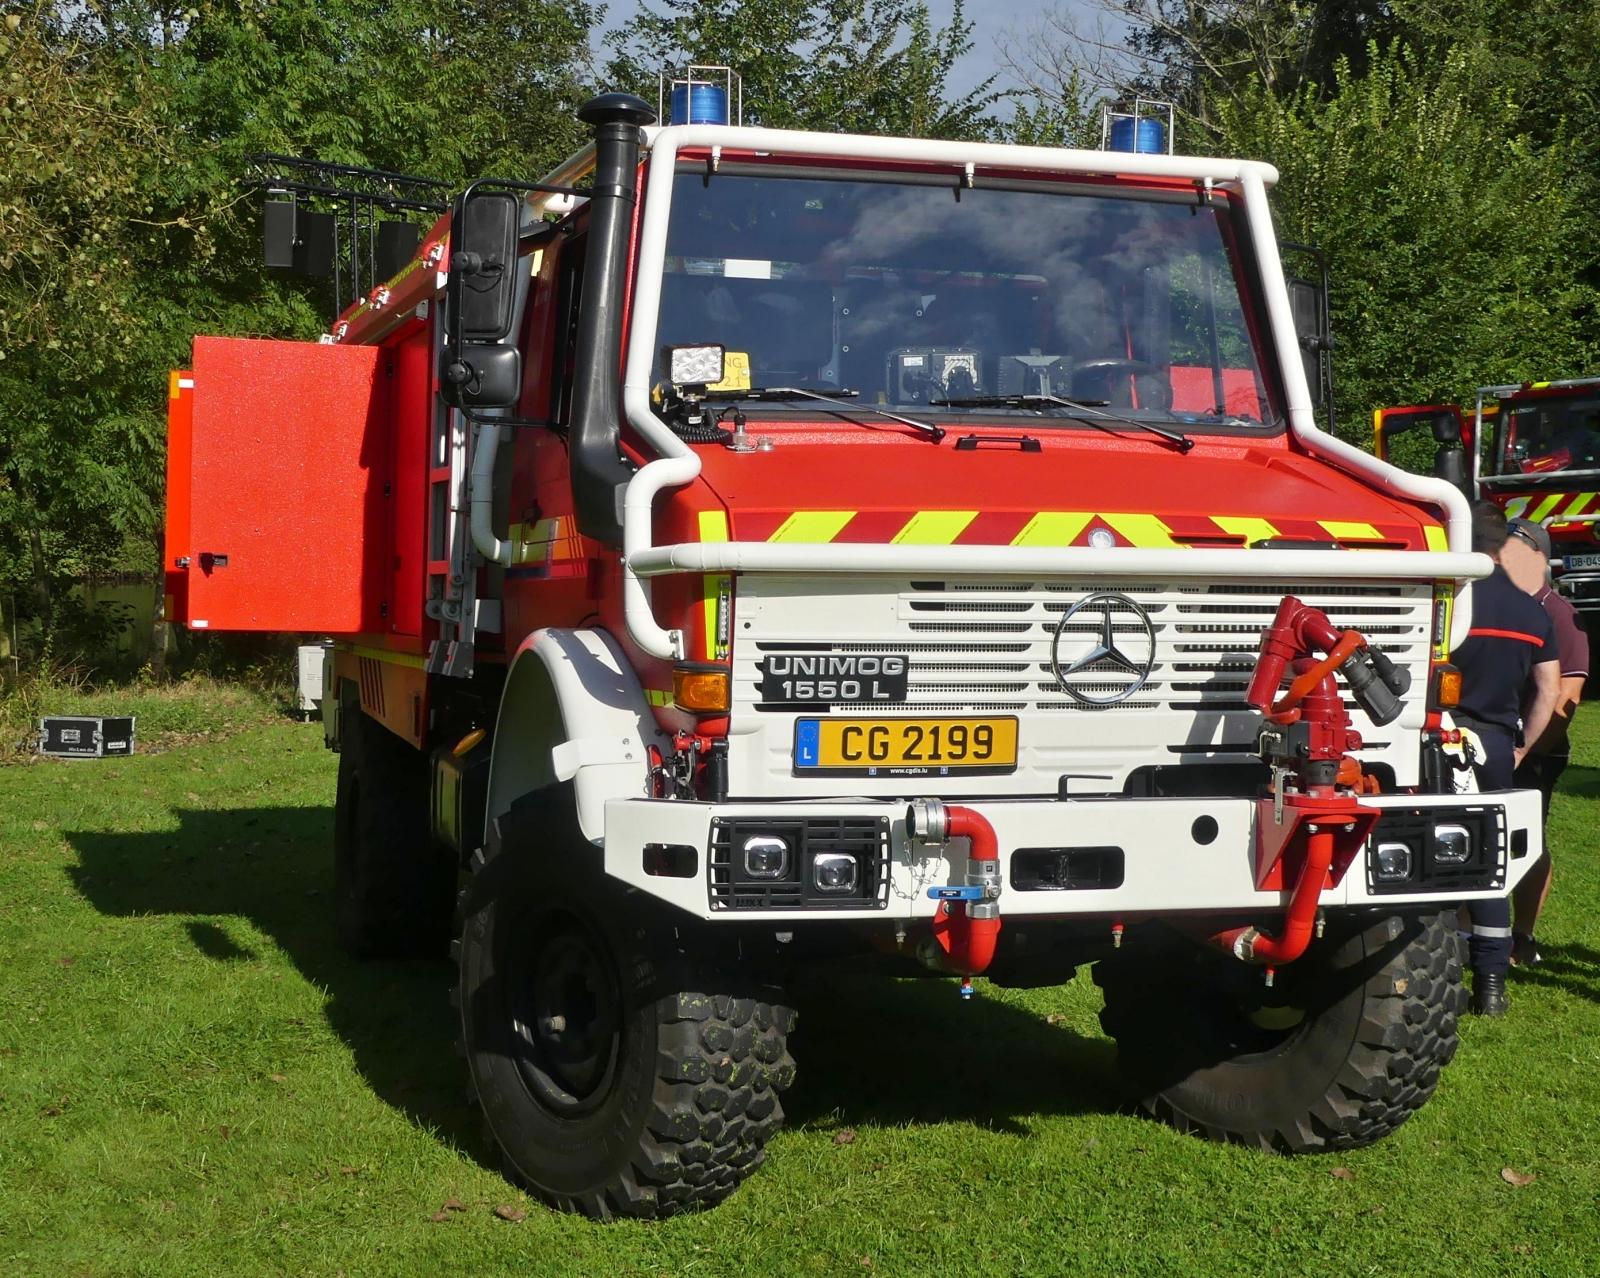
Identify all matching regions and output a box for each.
[1071,359,1175,413]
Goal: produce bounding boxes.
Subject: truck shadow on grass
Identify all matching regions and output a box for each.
[64,805,1123,1161]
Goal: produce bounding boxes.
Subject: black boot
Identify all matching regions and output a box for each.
[1473,971,1509,1017]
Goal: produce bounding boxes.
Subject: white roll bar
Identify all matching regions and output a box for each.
[617,126,1484,661]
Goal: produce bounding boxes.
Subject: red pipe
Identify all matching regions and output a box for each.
[1213,828,1335,964]
[931,904,1001,974]
[1271,631,1361,716]
[946,806,998,861]
[930,806,1002,976]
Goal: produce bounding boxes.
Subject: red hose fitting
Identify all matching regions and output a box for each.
[1214,828,1336,964]
[929,805,1002,976]
[946,805,998,861]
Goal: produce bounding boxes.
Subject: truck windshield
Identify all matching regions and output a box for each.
[653,168,1277,427]
[1498,393,1600,475]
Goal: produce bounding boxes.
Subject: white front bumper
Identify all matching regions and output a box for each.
[604,790,1543,922]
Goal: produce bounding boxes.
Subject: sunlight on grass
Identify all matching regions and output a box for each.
[1,700,1598,1275]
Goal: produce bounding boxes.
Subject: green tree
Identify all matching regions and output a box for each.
[0,0,597,660]
[1212,44,1600,443]
[605,0,999,139]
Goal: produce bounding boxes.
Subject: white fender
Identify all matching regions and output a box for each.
[485,628,672,845]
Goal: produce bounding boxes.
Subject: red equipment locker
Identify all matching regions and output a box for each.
[169,336,391,633]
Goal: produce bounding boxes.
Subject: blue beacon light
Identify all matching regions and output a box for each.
[670,81,730,126]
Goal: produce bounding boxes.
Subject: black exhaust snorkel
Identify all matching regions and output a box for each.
[568,91,656,546]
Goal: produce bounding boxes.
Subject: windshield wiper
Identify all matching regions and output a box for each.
[933,394,1193,453]
[706,387,946,443]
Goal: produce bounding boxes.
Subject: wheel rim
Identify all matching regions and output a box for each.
[508,914,623,1117]
[1173,956,1317,1063]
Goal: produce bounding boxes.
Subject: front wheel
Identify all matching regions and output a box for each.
[1095,910,1466,1151]
[457,789,797,1219]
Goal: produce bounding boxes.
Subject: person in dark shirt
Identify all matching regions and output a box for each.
[1449,502,1560,1015]
[1502,517,1588,965]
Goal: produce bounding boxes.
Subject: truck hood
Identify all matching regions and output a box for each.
[686,430,1445,552]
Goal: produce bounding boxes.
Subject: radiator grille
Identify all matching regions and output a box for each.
[739,578,1432,721]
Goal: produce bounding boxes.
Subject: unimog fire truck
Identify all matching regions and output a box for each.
[1377,380,1600,618]
[164,88,1542,1219]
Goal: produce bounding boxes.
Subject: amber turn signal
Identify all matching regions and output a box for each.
[1431,664,1462,710]
[673,667,730,713]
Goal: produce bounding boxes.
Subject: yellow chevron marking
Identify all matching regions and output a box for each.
[508,520,547,566]
[644,688,672,707]
[512,517,585,566]
[698,509,730,542]
[890,510,978,544]
[1565,492,1596,518]
[1423,525,1449,552]
[1320,520,1383,541]
[1010,512,1094,547]
[1531,493,1565,521]
[698,509,732,659]
[1102,513,1179,548]
[1214,516,1279,546]
[769,511,856,542]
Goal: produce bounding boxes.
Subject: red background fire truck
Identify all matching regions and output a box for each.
[1377,379,1600,622]
[163,85,1539,1218]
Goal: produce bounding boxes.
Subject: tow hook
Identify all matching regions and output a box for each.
[908,800,1002,983]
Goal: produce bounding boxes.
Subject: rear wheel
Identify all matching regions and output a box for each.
[333,705,453,959]
[457,788,797,1219]
[1095,910,1465,1151]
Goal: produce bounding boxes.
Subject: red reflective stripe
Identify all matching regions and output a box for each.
[1468,627,1546,644]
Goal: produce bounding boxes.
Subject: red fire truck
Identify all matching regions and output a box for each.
[164,90,1539,1218]
[1376,378,1600,617]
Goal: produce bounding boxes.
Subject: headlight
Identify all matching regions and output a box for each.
[1433,823,1471,864]
[742,835,790,879]
[812,852,858,894]
[1374,841,1414,882]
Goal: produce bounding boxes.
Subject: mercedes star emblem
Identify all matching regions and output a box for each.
[1049,591,1158,705]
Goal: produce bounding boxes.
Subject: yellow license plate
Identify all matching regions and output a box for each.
[794,717,1018,775]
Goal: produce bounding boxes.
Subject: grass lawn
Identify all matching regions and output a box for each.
[3,689,1599,1277]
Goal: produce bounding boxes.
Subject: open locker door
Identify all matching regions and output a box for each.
[169,336,390,633]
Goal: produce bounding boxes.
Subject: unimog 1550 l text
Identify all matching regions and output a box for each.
[162,86,1539,1218]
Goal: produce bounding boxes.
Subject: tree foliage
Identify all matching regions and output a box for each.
[0,0,595,656]
[1215,44,1600,436]
[605,0,998,139]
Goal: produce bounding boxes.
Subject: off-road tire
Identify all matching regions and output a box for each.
[333,705,453,959]
[1095,909,1465,1151]
[456,786,797,1219]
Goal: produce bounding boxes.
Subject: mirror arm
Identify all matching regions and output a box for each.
[461,409,561,432]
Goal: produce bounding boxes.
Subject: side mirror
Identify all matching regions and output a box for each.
[442,188,523,409]
[1373,405,1464,461]
[447,190,521,342]
[1373,404,1470,494]
[442,344,523,409]
[1286,275,1329,408]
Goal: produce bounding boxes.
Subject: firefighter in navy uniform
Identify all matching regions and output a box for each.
[1502,517,1588,965]
[1449,503,1562,1015]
